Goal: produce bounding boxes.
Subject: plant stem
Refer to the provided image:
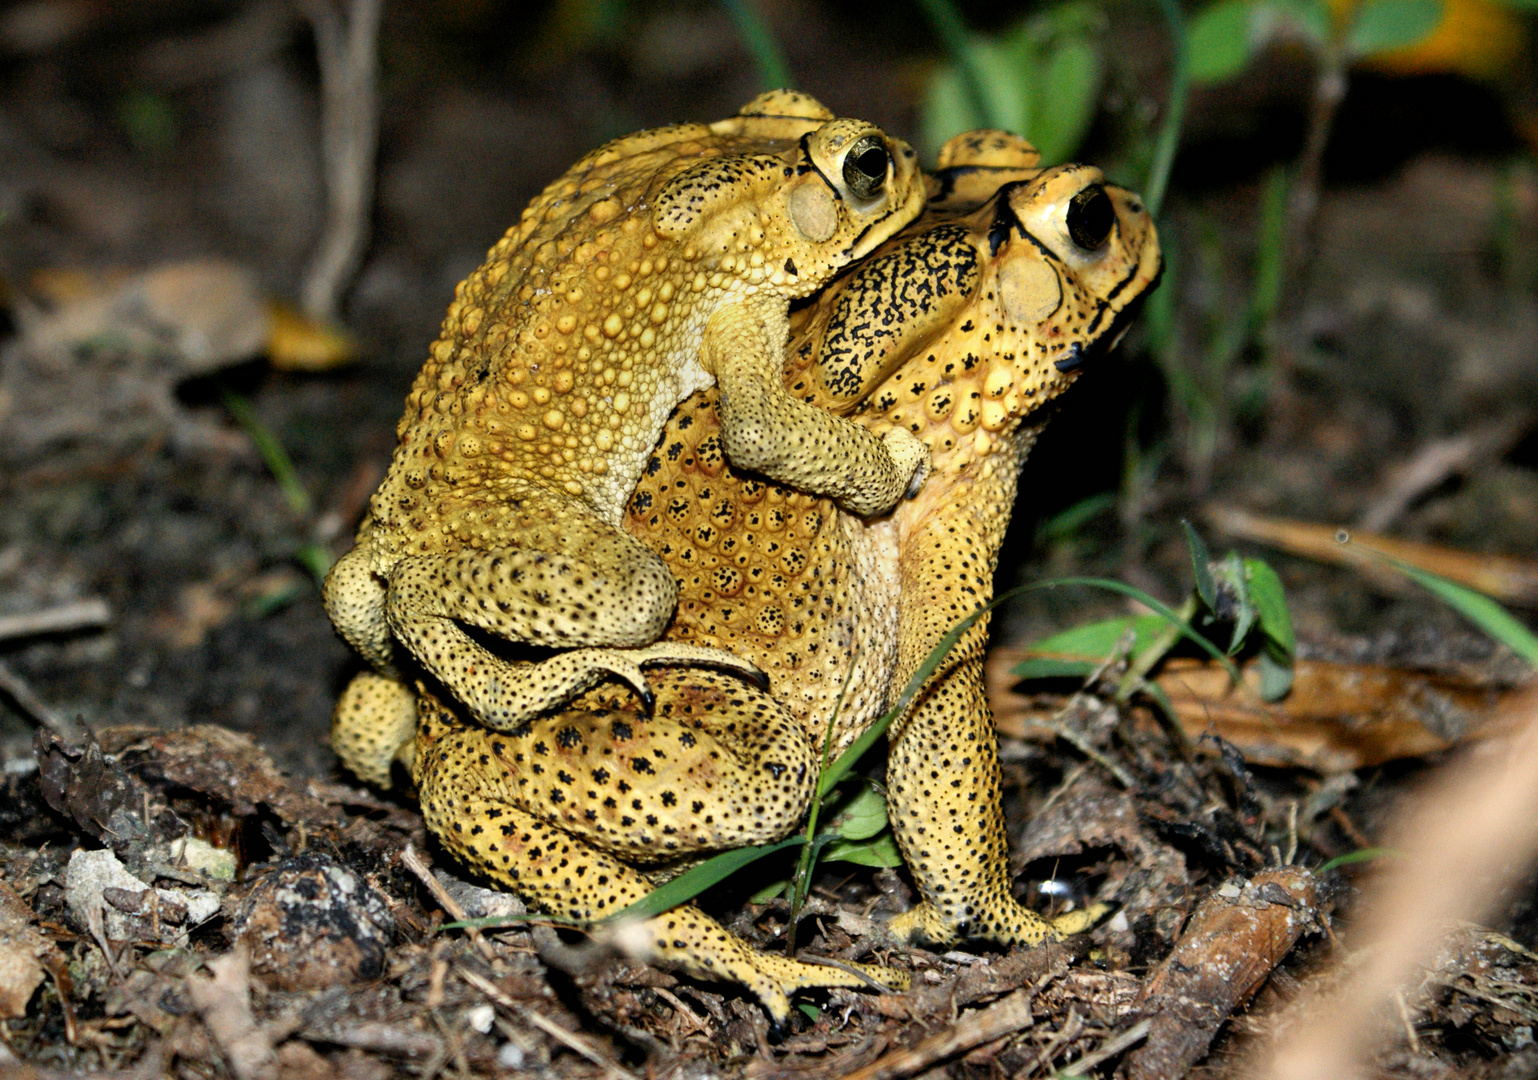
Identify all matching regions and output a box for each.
[719,0,793,90]
[787,653,861,951]
[1144,0,1189,218]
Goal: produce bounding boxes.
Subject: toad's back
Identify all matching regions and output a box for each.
[372,116,865,556]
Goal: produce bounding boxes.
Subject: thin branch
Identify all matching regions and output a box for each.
[296,0,384,322]
[0,599,112,643]
[842,987,1037,1080]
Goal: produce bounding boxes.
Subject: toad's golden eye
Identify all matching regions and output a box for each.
[1066,184,1114,251]
[842,136,890,200]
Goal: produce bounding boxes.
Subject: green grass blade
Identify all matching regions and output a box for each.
[218,385,313,518]
[604,835,805,924]
[1386,561,1538,667]
[1317,846,1403,874]
[719,0,792,90]
[1144,0,1190,217]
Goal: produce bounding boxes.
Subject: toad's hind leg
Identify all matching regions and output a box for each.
[385,503,763,731]
[412,684,908,1021]
[884,470,1107,948]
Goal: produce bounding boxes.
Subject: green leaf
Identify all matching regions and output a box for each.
[1244,557,1295,656]
[1256,648,1294,701]
[1391,563,1538,667]
[749,879,788,903]
[1182,520,1218,609]
[1029,35,1103,164]
[919,37,1030,156]
[605,835,804,923]
[821,833,904,868]
[828,785,889,842]
[1187,0,1257,83]
[798,1002,823,1020]
[1014,614,1172,673]
[1345,0,1444,57]
[1011,656,1101,680]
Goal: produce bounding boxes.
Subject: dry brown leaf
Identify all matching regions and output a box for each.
[0,877,52,1018]
[991,650,1538,771]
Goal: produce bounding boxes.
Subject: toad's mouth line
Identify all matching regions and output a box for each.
[1055,282,1159,373]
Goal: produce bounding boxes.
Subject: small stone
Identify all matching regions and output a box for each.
[231,852,394,990]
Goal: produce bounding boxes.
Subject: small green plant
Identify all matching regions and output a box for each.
[1014,522,1295,707]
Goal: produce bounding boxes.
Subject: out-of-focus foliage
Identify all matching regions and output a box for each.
[919,2,1105,164]
[1186,0,1525,84]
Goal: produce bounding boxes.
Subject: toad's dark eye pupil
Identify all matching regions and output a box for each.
[843,137,889,199]
[1067,185,1114,250]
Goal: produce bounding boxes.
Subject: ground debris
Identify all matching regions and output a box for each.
[1125,866,1328,1080]
[0,877,54,1018]
[187,947,279,1080]
[230,850,395,989]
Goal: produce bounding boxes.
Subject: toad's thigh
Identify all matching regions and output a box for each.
[414,671,817,861]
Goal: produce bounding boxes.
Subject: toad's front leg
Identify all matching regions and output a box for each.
[883,487,1105,948]
[705,302,930,518]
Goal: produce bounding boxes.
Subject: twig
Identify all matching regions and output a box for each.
[296,0,384,322]
[400,844,496,961]
[455,965,639,1080]
[0,599,112,642]
[651,986,711,1037]
[1054,1019,1150,1077]
[842,987,1037,1080]
[303,1021,443,1057]
[0,658,83,740]
[1357,412,1534,533]
[796,954,901,994]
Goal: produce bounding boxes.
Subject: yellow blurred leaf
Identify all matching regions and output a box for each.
[265,303,358,371]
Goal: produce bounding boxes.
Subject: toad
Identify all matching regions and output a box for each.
[391,133,1162,1018]
[324,91,929,758]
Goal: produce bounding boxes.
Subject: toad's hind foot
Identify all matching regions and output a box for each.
[646,911,909,1023]
[887,899,1110,949]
